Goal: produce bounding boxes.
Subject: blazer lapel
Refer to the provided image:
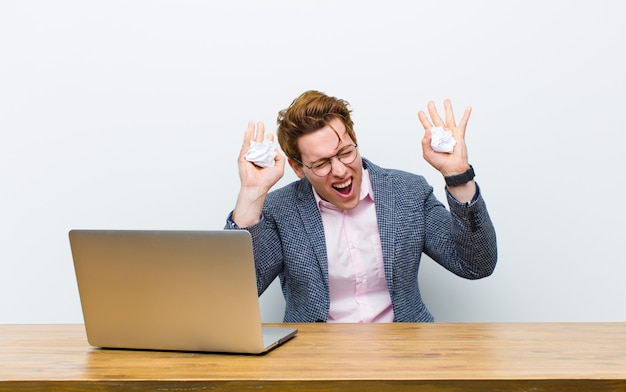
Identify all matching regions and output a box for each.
[295,179,330,287]
[365,160,396,289]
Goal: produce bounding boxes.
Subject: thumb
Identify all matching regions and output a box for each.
[422,127,432,150]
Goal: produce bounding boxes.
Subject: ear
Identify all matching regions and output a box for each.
[288,159,306,179]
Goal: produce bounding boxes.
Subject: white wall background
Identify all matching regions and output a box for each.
[1,0,625,324]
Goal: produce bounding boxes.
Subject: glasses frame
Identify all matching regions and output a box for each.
[294,144,359,177]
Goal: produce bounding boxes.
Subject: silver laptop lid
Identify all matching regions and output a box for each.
[69,229,296,354]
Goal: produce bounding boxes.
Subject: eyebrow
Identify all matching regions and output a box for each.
[310,144,353,165]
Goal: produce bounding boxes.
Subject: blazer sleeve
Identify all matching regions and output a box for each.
[224,212,283,295]
[423,183,498,279]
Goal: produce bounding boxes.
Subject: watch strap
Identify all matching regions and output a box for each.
[445,165,475,187]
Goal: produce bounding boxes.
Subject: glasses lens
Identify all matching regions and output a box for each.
[311,161,331,177]
[310,145,357,176]
[338,145,357,164]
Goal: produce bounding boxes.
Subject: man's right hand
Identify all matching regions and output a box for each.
[232,121,285,227]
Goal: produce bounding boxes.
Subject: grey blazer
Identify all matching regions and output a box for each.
[226,158,497,322]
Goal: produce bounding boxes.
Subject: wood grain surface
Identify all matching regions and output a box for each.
[2,322,626,391]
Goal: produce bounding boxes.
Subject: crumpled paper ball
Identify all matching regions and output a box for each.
[245,140,277,167]
[430,126,456,153]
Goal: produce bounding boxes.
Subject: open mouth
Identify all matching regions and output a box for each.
[332,177,353,195]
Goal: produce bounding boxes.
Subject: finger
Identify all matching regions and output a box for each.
[267,132,279,154]
[417,110,433,130]
[456,106,472,139]
[240,121,255,158]
[421,127,432,149]
[427,101,445,127]
[274,148,286,167]
[444,99,457,129]
[421,134,432,157]
[254,121,266,143]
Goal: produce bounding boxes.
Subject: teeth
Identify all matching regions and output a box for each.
[334,178,352,189]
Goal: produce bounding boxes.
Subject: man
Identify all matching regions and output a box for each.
[226,90,497,322]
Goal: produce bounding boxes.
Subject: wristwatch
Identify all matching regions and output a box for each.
[444,165,475,187]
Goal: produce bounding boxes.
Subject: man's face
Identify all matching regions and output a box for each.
[289,118,363,210]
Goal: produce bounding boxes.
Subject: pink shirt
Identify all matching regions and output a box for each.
[314,169,394,322]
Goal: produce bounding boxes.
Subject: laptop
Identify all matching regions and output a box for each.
[69,229,297,354]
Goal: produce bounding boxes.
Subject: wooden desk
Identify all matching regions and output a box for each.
[1,323,626,391]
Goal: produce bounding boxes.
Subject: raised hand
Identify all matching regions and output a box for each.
[418,99,476,201]
[418,99,471,177]
[233,121,285,227]
[238,121,285,192]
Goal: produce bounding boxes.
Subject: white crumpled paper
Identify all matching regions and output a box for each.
[430,126,456,153]
[245,140,276,167]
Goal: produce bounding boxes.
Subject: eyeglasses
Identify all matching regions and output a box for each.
[296,144,359,177]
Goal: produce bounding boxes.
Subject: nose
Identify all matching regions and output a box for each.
[329,156,348,176]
